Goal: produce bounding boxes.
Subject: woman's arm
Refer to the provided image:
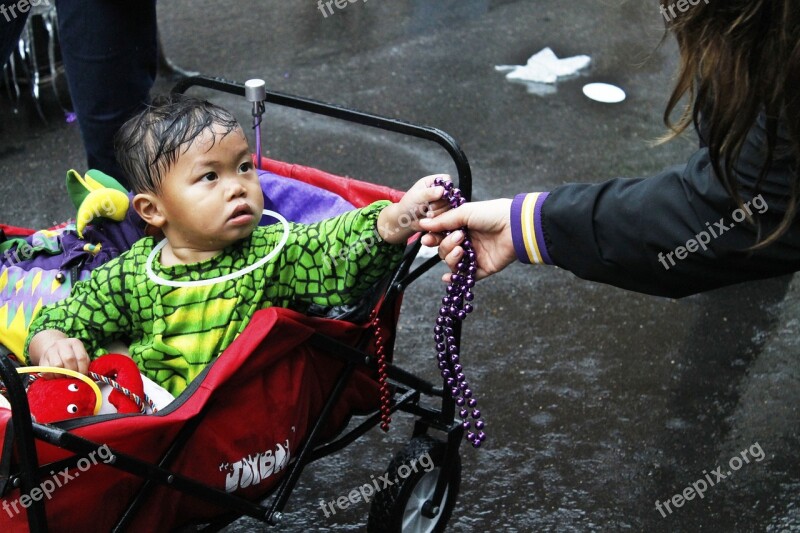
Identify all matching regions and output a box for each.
[423,137,799,298]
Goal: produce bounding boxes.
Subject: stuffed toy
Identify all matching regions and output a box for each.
[89,353,148,414]
[24,354,147,423]
[26,370,99,422]
[65,169,130,238]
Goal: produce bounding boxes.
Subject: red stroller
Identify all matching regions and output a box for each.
[0,75,473,532]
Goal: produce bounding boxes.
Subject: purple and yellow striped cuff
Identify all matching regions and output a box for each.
[510,192,553,265]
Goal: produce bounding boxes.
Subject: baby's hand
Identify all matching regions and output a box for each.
[377,174,452,244]
[28,330,90,377]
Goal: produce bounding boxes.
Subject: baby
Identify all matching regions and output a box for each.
[25,94,450,396]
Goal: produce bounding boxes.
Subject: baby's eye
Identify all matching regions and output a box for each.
[200,172,218,182]
[239,161,253,173]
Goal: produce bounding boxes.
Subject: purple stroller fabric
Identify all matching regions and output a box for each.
[259,169,355,224]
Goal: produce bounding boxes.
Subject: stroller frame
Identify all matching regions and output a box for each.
[0,75,473,531]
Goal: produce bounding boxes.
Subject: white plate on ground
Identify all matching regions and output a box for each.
[582,83,626,103]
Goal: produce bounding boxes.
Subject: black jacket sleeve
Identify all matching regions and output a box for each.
[541,114,800,298]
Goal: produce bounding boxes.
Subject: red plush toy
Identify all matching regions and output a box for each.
[26,353,146,423]
[27,375,97,421]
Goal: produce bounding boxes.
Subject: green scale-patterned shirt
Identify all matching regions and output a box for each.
[25,201,403,395]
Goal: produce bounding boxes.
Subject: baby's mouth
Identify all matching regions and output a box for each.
[228,204,254,223]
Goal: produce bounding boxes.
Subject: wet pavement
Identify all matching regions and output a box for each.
[2,1,799,531]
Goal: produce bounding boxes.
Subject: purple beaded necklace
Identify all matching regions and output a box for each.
[432,177,486,448]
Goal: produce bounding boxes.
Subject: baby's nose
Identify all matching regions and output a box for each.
[226,178,248,197]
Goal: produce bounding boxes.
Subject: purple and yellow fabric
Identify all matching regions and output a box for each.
[510,192,553,265]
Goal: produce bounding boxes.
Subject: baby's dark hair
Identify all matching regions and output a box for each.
[115,94,242,193]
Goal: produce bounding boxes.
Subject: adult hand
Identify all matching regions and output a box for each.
[419,199,516,281]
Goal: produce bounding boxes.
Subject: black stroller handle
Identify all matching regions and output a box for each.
[171,74,473,200]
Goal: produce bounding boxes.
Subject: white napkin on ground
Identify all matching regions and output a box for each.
[496,47,591,84]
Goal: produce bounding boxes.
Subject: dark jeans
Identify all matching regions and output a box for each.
[1,0,158,188]
[0,1,27,69]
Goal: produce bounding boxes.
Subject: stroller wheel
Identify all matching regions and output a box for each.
[367,435,461,533]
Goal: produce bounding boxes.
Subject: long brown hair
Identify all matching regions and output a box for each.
[660,0,800,246]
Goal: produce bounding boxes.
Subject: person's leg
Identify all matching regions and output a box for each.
[54,0,158,188]
[0,2,30,68]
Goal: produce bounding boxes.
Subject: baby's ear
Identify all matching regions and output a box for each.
[132,193,166,228]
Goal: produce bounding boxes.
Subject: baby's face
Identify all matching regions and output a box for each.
[156,125,264,253]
